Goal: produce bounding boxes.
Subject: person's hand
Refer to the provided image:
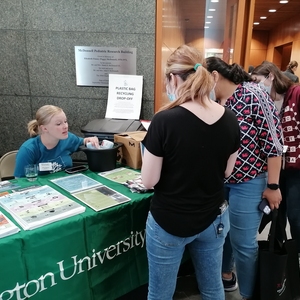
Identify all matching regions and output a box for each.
[84,136,100,149]
[262,188,282,210]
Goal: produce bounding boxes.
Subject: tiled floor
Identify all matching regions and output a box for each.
[118,266,241,300]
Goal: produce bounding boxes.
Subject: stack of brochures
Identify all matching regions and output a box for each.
[123,176,153,193]
[0,212,20,238]
[51,173,131,212]
[99,168,153,193]
[0,185,86,230]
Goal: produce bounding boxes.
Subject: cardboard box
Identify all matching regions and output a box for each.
[114,131,147,169]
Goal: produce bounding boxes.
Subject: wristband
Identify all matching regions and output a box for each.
[267,183,279,190]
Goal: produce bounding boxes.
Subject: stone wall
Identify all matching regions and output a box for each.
[0,0,155,158]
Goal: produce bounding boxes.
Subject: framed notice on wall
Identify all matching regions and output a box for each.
[74,46,137,87]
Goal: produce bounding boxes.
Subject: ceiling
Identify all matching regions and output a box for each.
[179,0,300,31]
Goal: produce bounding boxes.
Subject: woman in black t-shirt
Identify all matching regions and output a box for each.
[141,45,240,300]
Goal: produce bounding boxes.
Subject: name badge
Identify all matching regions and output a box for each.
[39,162,53,171]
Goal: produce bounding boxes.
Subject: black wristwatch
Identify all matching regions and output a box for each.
[267,183,279,190]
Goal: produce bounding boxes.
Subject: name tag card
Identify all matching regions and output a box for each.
[39,163,53,171]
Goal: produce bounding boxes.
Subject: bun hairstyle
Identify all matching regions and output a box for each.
[160,44,214,111]
[287,60,298,71]
[205,56,251,84]
[27,105,63,137]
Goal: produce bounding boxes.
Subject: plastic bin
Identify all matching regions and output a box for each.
[79,142,123,172]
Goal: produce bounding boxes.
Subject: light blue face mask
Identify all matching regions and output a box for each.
[166,80,176,102]
[167,93,176,102]
[210,83,217,101]
[264,85,271,94]
[210,89,216,101]
[259,82,272,94]
[259,75,272,94]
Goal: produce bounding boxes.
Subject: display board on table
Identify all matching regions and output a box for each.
[0,185,85,230]
[51,173,131,211]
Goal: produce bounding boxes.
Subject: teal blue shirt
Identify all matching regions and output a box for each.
[14,133,84,177]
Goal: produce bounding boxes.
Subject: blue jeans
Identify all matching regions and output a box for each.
[279,169,300,252]
[146,209,229,300]
[222,174,266,299]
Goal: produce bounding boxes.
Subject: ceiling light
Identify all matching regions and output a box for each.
[280,1,288,3]
[269,9,277,12]
[206,21,211,24]
[253,22,260,25]
[209,9,216,11]
[260,16,267,19]
[211,0,219,2]
[207,16,213,18]
[204,26,210,29]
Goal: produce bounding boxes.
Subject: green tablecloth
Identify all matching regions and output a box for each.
[0,170,152,300]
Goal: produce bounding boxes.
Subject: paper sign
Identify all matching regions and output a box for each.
[105,74,143,120]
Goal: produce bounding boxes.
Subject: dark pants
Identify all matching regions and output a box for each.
[279,169,300,252]
[276,170,300,253]
[259,169,300,253]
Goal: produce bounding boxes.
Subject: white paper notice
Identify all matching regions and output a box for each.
[105,74,143,120]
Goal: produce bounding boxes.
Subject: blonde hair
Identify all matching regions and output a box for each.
[160,45,213,111]
[287,60,298,70]
[28,105,63,137]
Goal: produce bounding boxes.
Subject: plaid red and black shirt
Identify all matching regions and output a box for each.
[225,82,283,184]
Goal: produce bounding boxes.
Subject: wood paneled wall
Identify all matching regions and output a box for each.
[249,30,269,67]
[156,0,300,112]
[268,14,300,77]
[155,0,185,112]
[250,14,300,76]
[156,0,254,112]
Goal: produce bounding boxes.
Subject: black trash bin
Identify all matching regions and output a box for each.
[79,142,123,172]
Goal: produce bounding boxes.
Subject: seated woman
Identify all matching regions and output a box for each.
[14,105,99,177]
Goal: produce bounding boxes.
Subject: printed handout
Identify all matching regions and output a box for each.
[72,185,131,211]
[0,185,85,230]
[98,167,141,184]
[51,173,102,194]
[0,181,21,193]
[0,212,20,238]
